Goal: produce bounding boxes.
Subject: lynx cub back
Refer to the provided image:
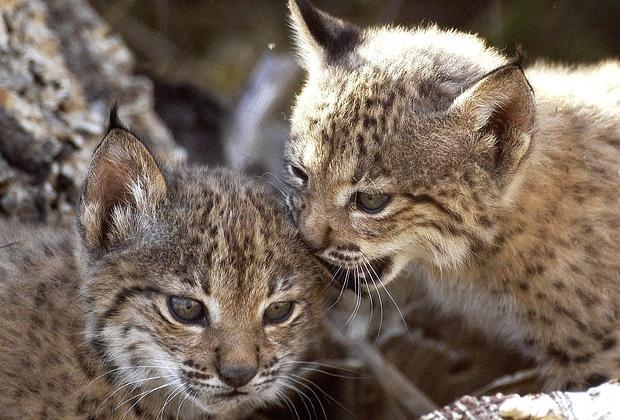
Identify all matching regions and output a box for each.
[0,110,325,419]
[285,0,619,390]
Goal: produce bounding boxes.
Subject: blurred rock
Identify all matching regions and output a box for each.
[152,78,227,166]
[0,0,184,223]
[223,53,299,175]
[421,380,620,419]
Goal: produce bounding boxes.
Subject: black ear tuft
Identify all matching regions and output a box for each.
[78,125,167,253]
[294,0,360,55]
[509,44,526,69]
[289,0,361,69]
[106,101,129,135]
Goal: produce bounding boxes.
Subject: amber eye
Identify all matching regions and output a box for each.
[263,301,295,324]
[289,165,308,185]
[168,296,206,324]
[355,192,391,214]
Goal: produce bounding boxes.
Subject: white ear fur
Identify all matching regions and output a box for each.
[78,126,167,252]
[288,0,322,70]
[451,65,535,172]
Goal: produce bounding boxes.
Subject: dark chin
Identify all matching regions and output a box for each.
[319,257,392,294]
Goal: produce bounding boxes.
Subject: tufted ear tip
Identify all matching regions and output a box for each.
[288,0,361,70]
[106,101,127,133]
[78,116,167,253]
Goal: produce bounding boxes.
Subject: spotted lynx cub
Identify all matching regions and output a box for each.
[0,110,324,419]
[285,0,620,390]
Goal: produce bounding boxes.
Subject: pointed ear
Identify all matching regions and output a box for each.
[77,109,167,252]
[288,0,361,70]
[452,65,535,175]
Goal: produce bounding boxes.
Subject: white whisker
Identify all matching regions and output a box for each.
[278,360,367,376]
[274,387,301,420]
[360,264,374,331]
[118,380,180,419]
[362,257,384,341]
[342,268,361,328]
[363,255,412,339]
[327,268,348,311]
[288,372,356,418]
[99,374,177,411]
[278,379,317,420]
[283,374,327,420]
[157,382,185,420]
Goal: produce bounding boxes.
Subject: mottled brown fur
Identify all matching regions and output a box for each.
[286,0,619,390]
[0,115,325,418]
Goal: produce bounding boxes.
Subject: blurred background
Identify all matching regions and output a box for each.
[89,0,620,173]
[84,1,618,418]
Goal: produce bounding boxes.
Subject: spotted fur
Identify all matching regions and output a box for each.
[0,112,325,418]
[286,0,620,390]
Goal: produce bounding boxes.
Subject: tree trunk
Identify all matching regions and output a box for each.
[0,0,184,223]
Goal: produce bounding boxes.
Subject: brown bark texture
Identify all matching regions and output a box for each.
[0,0,184,223]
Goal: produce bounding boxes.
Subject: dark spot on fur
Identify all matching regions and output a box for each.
[43,245,54,257]
[478,215,493,227]
[525,310,537,321]
[102,286,163,320]
[363,116,377,128]
[356,134,366,155]
[568,263,583,275]
[573,353,593,364]
[585,373,608,387]
[584,244,599,258]
[336,244,360,252]
[372,152,383,167]
[552,281,566,291]
[321,129,329,143]
[601,337,616,351]
[382,91,396,109]
[518,282,529,291]
[564,381,577,390]
[404,193,463,223]
[576,288,599,306]
[133,402,145,416]
[525,264,545,276]
[547,346,571,366]
[581,225,593,234]
[542,247,556,259]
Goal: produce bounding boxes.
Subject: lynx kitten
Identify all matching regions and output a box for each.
[0,109,324,418]
[285,0,619,390]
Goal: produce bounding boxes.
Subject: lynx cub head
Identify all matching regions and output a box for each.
[76,110,324,416]
[286,0,535,288]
